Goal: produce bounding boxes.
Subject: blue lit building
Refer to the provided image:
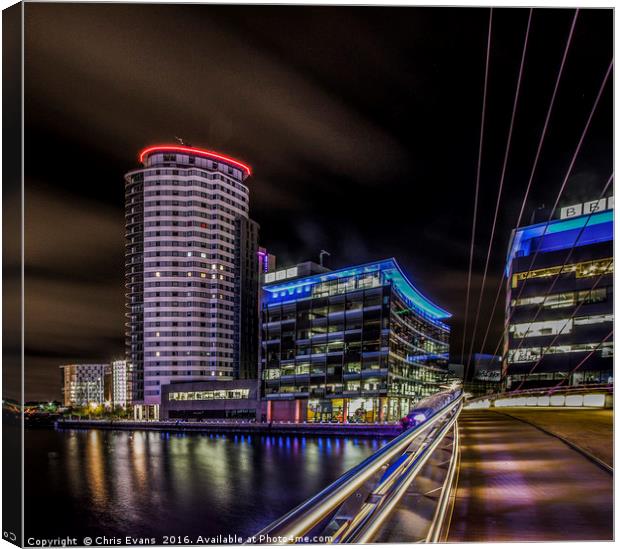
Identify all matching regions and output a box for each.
[259,258,451,423]
[504,200,613,389]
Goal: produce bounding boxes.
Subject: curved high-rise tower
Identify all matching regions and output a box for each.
[125,145,259,407]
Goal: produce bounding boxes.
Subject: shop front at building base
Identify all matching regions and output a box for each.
[263,396,418,423]
[160,380,260,421]
[133,404,160,420]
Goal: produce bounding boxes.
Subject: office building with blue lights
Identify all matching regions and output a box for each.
[260,258,451,423]
[504,198,613,389]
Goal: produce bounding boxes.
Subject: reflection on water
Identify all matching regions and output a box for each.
[25,429,385,540]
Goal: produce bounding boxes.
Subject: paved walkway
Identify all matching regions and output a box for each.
[494,407,612,466]
[448,410,613,542]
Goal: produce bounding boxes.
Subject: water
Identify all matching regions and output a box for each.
[25,428,386,543]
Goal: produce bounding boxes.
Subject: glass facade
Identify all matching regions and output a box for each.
[168,389,250,401]
[505,206,614,389]
[260,259,450,422]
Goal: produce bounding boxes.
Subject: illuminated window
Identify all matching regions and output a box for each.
[511,295,545,307]
[510,319,572,338]
[161,388,253,400]
[512,288,608,310]
[573,314,613,326]
[262,368,281,380]
[512,258,613,288]
[509,341,614,363]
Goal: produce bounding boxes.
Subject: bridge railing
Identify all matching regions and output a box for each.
[252,389,463,544]
[466,383,613,409]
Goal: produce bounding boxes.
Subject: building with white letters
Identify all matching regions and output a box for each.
[504,197,613,389]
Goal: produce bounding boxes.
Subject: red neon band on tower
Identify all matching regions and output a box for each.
[139,145,252,176]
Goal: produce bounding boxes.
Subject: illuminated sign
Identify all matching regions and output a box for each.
[560,196,613,219]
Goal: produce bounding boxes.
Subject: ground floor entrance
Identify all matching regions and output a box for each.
[268,397,417,423]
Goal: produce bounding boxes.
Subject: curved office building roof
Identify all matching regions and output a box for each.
[262,257,451,321]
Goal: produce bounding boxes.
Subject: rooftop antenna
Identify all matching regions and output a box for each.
[530,203,546,225]
[319,250,331,267]
[174,136,192,147]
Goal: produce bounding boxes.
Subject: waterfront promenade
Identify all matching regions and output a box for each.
[56,418,403,437]
[448,408,613,541]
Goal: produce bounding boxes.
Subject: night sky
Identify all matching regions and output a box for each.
[20,4,612,401]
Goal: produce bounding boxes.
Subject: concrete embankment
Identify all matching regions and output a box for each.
[56,419,402,438]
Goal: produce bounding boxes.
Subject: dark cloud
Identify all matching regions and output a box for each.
[24,186,125,399]
[25,4,410,183]
[25,185,124,281]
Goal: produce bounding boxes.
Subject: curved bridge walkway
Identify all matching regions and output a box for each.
[448,409,613,542]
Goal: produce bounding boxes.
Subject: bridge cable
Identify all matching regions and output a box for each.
[511,174,613,390]
[475,9,580,361]
[488,58,613,384]
[550,329,613,390]
[492,170,612,373]
[464,9,532,383]
[514,257,613,390]
[508,57,613,305]
[460,7,493,375]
